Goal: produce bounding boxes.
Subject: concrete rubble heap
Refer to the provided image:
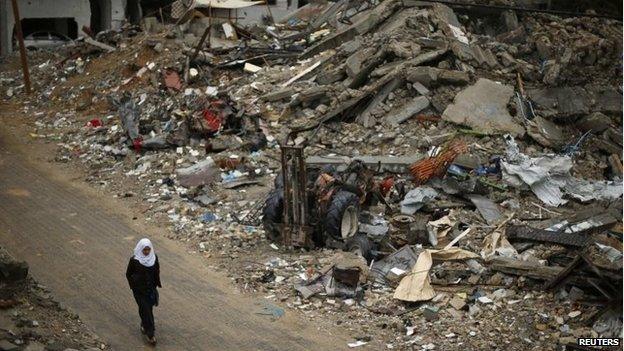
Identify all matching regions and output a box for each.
[1,0,622,349]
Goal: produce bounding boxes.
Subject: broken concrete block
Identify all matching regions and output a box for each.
[175,157,219,187]
[450,41,475,62]
[575,112,612,132]
[449,296,466,310]
[535,36,553,60]
[412,82,430,95]
[591,88,623,114]
[0,340,20,351]
[346,48,374,78]
[430,4,468,44]
[542,61,561,85]
[316,65,346,85]
[357,77,403,127]
[339,37,362,54]
[388,41,420,59]
[442,78,525,136]
[244,63,262,73]
[260,88,295,102]
[471,45,498,68]
[526,116,567,148]
[527,86,591,118]
[524,86,622,119]
[386,96,430,126]
[406,67,470,87]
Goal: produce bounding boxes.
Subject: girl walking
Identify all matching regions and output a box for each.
[126,238,161,344]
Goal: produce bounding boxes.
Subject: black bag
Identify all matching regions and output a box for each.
[148,288,159,307]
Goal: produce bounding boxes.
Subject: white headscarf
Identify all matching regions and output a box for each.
[133,238,156,267]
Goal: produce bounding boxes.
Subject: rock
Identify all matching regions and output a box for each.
[422,305,439,321]
[0,260,29,281]
[442,78,525,136]
[542,61,560,85]
[449,296,466,310]
[575,112,612,133]
[0,340,19,351]
[568,311,582,318]
[526,116,567,148]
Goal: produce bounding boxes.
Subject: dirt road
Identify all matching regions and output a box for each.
[0,126,349,350]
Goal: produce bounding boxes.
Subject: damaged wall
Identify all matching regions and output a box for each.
[236,0,299,25]
[0,0,127,56]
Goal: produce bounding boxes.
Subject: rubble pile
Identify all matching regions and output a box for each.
[0,248,107,350]
[1,0,622,349]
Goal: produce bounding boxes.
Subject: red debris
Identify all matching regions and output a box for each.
[379,176,395,197]
[86,118,102,127]
[163,69,182,91]
[215,157,245,170]
[132,136,143,152]
[202,109,222,133]
[409,139,468,185]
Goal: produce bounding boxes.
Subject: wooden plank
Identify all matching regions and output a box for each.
[489,257,563,280]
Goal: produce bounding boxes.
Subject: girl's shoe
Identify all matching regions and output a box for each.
[148,336,157,345]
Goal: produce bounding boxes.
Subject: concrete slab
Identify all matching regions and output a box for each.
[442,78,525,136]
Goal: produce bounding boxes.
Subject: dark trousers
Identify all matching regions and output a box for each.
[132,290,155,337]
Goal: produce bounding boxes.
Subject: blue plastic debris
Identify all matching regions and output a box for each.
[256,302,285,319]
[200,212,217,222]
[475,156,501,176]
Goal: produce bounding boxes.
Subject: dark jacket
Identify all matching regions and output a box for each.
[126,256,162,293]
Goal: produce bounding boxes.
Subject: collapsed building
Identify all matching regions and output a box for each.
[0,0,622,348]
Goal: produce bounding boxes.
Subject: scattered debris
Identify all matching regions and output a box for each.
[1,0,622,348]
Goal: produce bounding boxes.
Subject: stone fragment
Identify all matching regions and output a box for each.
[575,112,612,133]
[442,78,525,136]
[449,296,466,310]
[386,96,430,126]
[406,67,470,87]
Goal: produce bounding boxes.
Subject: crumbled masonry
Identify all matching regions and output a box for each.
[1,0,622,349]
